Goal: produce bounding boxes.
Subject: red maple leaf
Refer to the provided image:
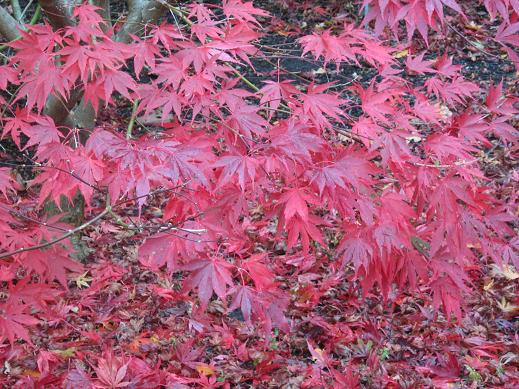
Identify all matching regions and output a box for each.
[406,52,436,74]
[182,257,235,309]
[222,0,269,26]
[300,82,346,129]
[0,301,39,345]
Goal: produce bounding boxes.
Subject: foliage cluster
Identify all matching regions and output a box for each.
[0,0,517,386]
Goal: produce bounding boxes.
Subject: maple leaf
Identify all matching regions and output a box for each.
[494,21,519,47]
[430,273,465,322]
[131,37,160,78]
[138,233,188,272]
[94,353,131,389]
[153,55,186,89]
[8,278,61,310]
[339,237,373,271]
[228,285,254,322]
[213,153,259,191]
[174,339,204,368]
[182,257,235,309]
[452,112,491,146]
[406,52,436,74]
[98,68,136,103]
[258,79,298,115]
[434,53,461,77]
[285,215,325,253]
[191,20,222,43]
[267,120,324,166]
[0,65,18,90]
[20,248,84,288]
[299,29,356,66]
[352,81,395,121]
[188,3,215,21]
[226,101,268,138]
[222,0,269,26]
[308,151,377,195]
[424,133,476,161]
[278,187,320,223]
[425,77,479,106]
[300,82,346,129]
[0,301,39,345]
[490,116,519,143]
[15,59,71,112]
[242,253,275,290]
[64,366,94,389]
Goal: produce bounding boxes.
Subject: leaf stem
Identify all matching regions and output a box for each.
[126,99,139,139]
[227,64,260,92]
[29,4,41,25]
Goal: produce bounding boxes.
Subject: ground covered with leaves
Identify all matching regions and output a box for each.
[0,0,518,388]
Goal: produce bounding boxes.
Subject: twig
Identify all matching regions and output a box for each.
[447,22,505,61]
[227,63,260,92]
[0,161,103,192]
[127,99,140,139]
[0,204,69,232]
[0,206,110,259]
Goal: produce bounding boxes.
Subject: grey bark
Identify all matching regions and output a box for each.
[68,0,167,131]
[0,5,21,41]
[114,0,166,43]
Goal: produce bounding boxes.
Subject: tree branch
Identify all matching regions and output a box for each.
[114,0,166,43]
[66,0,168,132]
[0,206,110,260]
[11,0,23,22]
[0,5,22,42]
[44,87,83,128]
[38,0,75,29]
[93,0,111,31]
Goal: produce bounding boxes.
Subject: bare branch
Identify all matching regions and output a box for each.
[114,0,166,43]
[65,0,169,131]
[0,206,110,260]
[44,88,82,128]
[38,0,74,29]
[0,5,22,41]
[93,0,111,31]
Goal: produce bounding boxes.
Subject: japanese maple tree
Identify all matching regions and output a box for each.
[0,0,517,387]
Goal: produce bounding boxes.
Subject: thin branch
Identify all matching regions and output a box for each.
[127,99,140,139]
[446,22,509,62]
[0,160,103,192]
[0,206,110,259]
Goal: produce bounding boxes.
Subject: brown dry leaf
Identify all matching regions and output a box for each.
[196,363,215,376]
